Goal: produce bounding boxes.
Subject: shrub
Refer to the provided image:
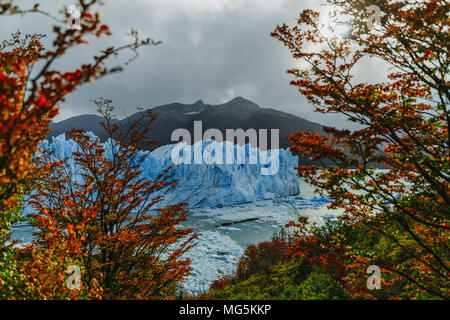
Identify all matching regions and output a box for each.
[281,270,349,300]
[234,230,291,282]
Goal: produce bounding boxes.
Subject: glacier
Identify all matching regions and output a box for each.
[38,133,300,208]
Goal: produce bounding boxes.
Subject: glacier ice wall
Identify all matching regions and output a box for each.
[39,133,300,208]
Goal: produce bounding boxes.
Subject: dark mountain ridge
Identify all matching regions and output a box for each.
[49,97,325,154]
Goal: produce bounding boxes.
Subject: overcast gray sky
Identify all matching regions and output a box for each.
[1,0,387,128]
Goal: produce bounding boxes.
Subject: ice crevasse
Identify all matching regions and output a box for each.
[39,132,300,208]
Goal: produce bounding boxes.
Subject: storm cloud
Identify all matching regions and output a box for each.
[1,0,385,129]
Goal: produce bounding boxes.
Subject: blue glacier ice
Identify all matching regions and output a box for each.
[38,133,300,208]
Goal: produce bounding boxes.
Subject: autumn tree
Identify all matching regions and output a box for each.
[29,99,196,299]
[0,1,158,298]
[272,0,449,299]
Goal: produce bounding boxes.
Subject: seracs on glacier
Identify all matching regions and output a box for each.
[39,133,300,208]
